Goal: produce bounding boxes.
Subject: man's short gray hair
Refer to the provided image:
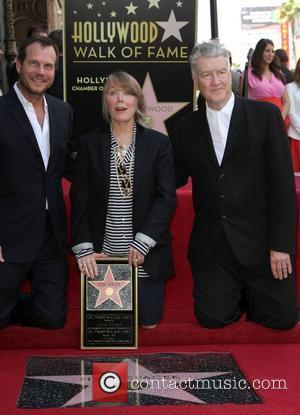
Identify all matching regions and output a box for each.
[189,42,230,75]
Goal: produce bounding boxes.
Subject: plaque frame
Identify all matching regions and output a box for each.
[80,257,138,349]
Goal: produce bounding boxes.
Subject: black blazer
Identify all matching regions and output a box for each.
[0,88,74,262]
[70,123,176,280]
[173,95,296,269]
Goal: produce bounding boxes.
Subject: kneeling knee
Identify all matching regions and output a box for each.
[20,312,66,330]
[252,303,298,330]
[194,307,239,329]
[262,314,298,330]
[42,317,66,330]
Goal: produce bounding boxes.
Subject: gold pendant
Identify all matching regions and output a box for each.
[118,145,127,158]
[123,187,131,196]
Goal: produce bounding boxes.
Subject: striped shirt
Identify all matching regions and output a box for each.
[102,127,148,277]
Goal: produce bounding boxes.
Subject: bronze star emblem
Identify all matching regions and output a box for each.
[88,265,130,308]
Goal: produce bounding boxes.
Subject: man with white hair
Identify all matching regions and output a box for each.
[173,41,298,330]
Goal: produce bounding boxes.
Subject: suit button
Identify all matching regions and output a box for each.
[219,194,226,198]
[222,215,227,219]
[219,173,225,178]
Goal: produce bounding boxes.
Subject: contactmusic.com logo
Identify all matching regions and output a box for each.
[93,363,128,402]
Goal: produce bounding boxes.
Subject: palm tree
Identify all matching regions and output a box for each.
[279,0,300,21]
[279,0,300,61]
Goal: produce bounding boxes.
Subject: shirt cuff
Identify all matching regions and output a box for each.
[135,232,156,248]
[72,242,94,260]
[131,240,150,256]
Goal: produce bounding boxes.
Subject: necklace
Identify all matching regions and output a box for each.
[111,124,136,198]
[114,152,134,197]
[117,144,128,160]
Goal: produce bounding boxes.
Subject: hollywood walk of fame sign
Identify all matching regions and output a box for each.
[64,0,198,138]
[81,258,138,349]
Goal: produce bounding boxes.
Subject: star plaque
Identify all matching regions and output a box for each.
[81,257,138,349]
[18,354,262,408]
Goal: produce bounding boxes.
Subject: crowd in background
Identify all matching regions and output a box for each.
[232,38,300,172]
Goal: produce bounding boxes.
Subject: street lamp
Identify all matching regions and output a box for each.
[210,0,219,39]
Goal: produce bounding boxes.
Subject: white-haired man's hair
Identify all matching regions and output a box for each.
[189,42,231,75]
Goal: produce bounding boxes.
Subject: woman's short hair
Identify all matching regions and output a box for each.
[189,42,230,76]
[102,71,148,127]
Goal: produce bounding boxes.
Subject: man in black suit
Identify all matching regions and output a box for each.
[0,36,74,329]
[173,42,298,330]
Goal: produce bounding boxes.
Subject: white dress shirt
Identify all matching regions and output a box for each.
[206,93,235,165]
[287,82,300,141]
[14,83,50,208]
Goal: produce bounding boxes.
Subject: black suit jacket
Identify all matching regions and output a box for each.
[0,88,74,262]
[70,123,176,279]
[173,95,296,269]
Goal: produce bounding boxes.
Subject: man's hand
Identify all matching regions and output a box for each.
[128,246,144,267]
[77,252,108,279]
[0,246,4,262]
[270,250,292,280]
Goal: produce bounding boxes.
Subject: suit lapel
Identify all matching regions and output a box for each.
[221,96,245,166]
[193,105,219,169]
[46,95,58,173]
[133,125,146,193]
[99,128,111,206]
[6,88,44,165]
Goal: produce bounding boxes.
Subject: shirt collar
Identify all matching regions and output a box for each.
[14,82,48,109]
[206,92,235,116]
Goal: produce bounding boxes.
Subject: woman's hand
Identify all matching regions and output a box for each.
[0,246,4,262]
[77,252,108,279]
[128,246,144,267]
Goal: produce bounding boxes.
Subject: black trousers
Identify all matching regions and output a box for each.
[0,212,68,329]
[191,232,298,330]
[138,278,164,326]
